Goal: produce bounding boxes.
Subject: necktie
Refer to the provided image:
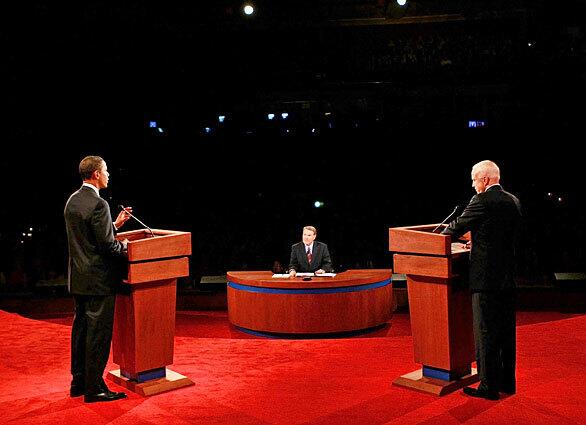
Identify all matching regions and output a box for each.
[307,247,313,264]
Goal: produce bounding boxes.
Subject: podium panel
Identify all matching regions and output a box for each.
[109,229,194,396]
[113,280,176,374]
[127,257,189,284]
[393,254,451,279]
[407,276,474,371]
[390,224,477,396]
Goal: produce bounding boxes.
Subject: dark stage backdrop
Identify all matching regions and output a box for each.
[0,147,583,287]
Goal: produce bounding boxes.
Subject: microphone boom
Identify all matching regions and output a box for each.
[432,206,460,233]
[119,205,155,237]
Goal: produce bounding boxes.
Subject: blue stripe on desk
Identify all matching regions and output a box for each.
[234,323,388,339]
[227,279,391,294]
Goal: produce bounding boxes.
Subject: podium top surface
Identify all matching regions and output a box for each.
[116,229,191,262]
[389,224,469,257]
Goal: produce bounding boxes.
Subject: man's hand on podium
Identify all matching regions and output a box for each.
[288,270,296,277]
[121,238,130,256]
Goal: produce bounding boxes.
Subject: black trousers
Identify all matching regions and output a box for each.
[471,291,516,391]
[71,294,116,394]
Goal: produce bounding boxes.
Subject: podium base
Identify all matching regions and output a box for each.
[107,368,194,396]
[393,368,478,396]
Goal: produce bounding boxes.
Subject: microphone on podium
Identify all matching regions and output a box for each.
[432,205,460,233]
[119,205,155,238]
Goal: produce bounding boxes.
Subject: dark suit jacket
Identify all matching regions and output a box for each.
[64,186,126,295]
[442,185,521,292]
[288,241,333,273]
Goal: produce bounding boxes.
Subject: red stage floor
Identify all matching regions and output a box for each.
[1,310,584,424]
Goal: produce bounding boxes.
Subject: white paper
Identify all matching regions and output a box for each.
[316,273,337,277]
[272,274,291,278]
[295,272,315,277]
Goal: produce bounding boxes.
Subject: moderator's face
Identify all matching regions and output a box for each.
[302,230,316,245]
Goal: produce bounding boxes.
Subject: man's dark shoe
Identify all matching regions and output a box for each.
[84,390,127,403]
[70,385,85,397]
[463,386,499,400]
[499,385,516,395]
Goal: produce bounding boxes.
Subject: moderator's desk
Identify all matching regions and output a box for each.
[227,269,392,335]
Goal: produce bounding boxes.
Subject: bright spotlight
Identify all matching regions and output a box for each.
[267,113,275,120]
[314,201,324,208]
[281,112,289,119]
[243,4,254,15]
[397,0,407,6]
[218,115,226,123]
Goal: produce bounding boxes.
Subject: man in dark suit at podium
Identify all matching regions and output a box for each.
[288,226,333,277]
[442,160,521,400]
[64,155,132,403]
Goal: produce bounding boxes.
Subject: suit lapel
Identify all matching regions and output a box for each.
[300,243,310,268]
[312,242,319,265]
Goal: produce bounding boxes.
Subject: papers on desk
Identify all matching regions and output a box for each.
[271,272,337,278]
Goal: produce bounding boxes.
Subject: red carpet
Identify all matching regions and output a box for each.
[1,310,585,424]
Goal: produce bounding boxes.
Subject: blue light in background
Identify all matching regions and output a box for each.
[468,120,486,128]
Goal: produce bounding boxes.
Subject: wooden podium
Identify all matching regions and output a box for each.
[389,224,478,396]
[107,228,194,396]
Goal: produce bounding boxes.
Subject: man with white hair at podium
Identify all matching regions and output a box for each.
[442,160,522,401]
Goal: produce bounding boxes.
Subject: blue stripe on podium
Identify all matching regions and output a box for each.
[121,367,166,383]
[423,366,471,381]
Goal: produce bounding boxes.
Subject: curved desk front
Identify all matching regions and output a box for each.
[227,269,392,335]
